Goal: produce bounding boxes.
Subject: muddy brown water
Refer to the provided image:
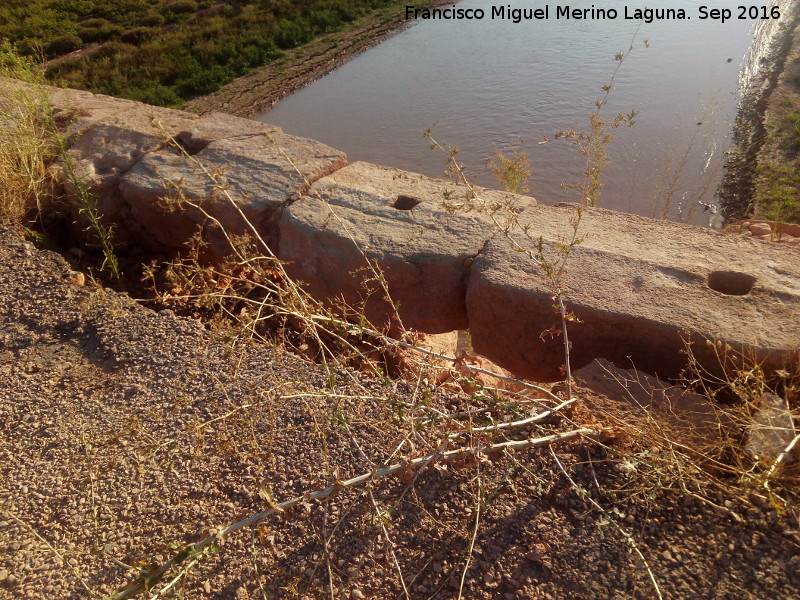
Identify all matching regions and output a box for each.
[259,0,789,227]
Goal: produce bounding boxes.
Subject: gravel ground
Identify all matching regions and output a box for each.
[1,226,799,600]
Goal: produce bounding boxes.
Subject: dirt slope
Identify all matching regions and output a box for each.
[0,226,798,599]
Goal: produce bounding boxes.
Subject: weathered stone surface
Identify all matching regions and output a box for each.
[467,204,800,381]
[280,161,532,332]
[572,358,724,447]
[5,79,798,384]
[0,79,149,140]
[44,85,280,145]
[175,111,281,153]
[45,90,201,247]
[50,87,191,141]
[120,130,346,256]
[39,83,343,255]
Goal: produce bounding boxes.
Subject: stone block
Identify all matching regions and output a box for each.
[120,130,346,256]
[467,204,800,381]
[280,161,533,332]
[60,103,200,247]
[43,85,299,252]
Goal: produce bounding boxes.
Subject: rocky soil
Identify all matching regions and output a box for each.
[719,2,800,222]
[1,225,799,600]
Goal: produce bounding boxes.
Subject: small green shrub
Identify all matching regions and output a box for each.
[274,19,312,49]
[138,11,165,26]
[77,24,124,44]
[123,81,183,106]
[779,112,800,152]
[94,41,135,59]
[0,44,122,282]
[81,18,112,29]
[489,147,531,194]
[756,162,800,223]
[121,26,158,46]
[46,34,83,57]
[163,0,199,16]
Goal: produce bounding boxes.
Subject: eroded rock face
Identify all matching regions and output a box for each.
[279,161,532,332]
[120,130,346,256]
[61,103,199,248]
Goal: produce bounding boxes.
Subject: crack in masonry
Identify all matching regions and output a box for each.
[274,153,350,210]
[464,234,494,272]
[50,78,352,245]
[63,109,348,255]
[55,109,228,251]
[177,131,279,148]
[458,236,495,333]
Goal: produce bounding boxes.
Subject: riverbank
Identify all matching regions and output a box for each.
[1,224,798,599]
[186,1,452,118]
[720,3,800,224]
[751,14,800,223]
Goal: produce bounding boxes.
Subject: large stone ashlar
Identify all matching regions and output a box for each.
[467,206,800,381]
[283,161,800,381]
[279,161,529,332]
[120,129,345,256]
[23,81,800,382]
[42,84,346,255]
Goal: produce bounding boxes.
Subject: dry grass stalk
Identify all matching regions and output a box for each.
[680,339,800,507]
[446,399,574,440]
[0,60,59,225]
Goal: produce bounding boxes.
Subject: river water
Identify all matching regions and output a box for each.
[258,1,773,226]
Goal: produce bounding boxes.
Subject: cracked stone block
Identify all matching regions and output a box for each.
[0,79,156,141]
[39,83,343,254]
[120,130,346,256]
[59,106,200,248]
[467,204,800,381]
[174,112,282,154]
[280,161,534,332]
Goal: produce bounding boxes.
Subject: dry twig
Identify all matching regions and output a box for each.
[112,428,601,599]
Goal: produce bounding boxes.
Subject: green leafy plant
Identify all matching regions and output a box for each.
[488,146,531,194]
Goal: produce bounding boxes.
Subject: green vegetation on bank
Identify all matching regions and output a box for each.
[753,24,800,224]
[0,0,418,107]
